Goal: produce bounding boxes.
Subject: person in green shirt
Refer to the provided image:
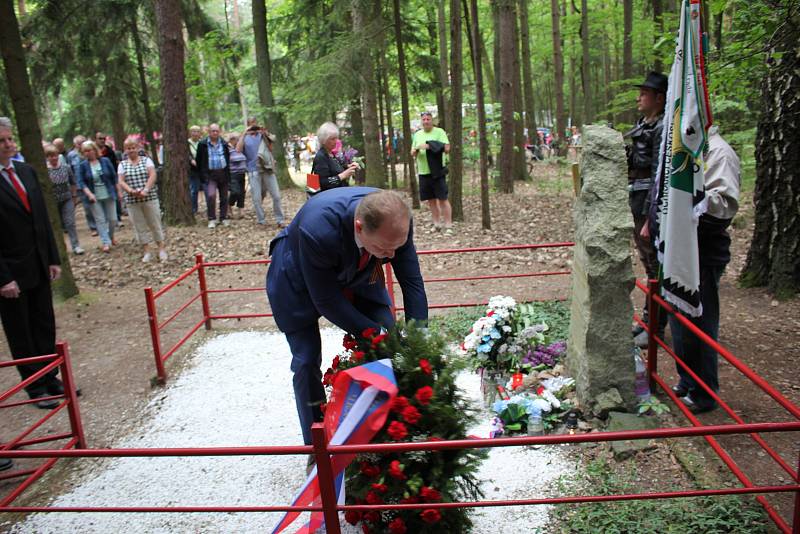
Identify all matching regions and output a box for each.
[411,111,452,233]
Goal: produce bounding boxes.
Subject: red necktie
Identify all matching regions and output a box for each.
[6,166,30,212]
[358,249,371,271]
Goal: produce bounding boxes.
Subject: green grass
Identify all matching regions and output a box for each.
[551,458,776,533]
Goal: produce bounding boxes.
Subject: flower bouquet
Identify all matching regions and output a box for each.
[323,324,485,534]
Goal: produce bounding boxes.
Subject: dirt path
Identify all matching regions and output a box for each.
[1,162,797,526]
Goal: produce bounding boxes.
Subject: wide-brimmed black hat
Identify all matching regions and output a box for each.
[635,71,668,93]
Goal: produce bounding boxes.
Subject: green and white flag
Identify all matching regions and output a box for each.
[653,0,712,317]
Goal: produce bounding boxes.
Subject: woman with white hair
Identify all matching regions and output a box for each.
[76,140,118,252]
[310,122,358,192]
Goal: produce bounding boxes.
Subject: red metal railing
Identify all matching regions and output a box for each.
[144,243,574,382]
[0,342,86,507]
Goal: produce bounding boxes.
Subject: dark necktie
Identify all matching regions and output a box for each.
[358,249,371,271]
[6,166,30,212]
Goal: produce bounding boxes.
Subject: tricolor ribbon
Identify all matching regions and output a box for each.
[272,359,398,534]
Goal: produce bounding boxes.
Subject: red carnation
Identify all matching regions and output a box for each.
[352,350,365,362]
[364,511,380,523]
[388,517,407,534]
[365,491,383,505]
[487,310,495,316]
[388,460,407,480]
[399,495,420,504]
[322,368,335,386]
[362,327,377,340]
[536,385,545,395]
[402,405,421,424]
[332,355,341,370]
[427,436,443,441]
[419,359,432,375]
[390,396,409,413]
[420,486,442,502]
[343,334,358,350]
[361,524,371,534]
[371,483,388,493]
[371,333,388,348]
[415,386,434,405]
[387,421,408,441]
[360,461,380,478]
[344,510,362,525]
[420,509,442,524]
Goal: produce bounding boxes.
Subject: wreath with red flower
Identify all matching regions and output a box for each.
[325,324,484,533]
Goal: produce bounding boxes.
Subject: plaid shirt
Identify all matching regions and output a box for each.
[207,139,226,170]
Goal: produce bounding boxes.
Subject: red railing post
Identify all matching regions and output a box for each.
[385,263,396,320]
[646,279,660,391]
[311,423,341,534]
[57,342,86,449]
[793,450,799,534]
[144,287,167,384]
[196,253,212,330]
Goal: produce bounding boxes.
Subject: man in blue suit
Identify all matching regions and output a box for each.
[267,187,428,444]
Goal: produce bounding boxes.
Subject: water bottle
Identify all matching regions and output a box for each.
[527,411,543,436]
[634,348,651,402]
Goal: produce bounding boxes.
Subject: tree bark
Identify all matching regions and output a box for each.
[580,0,593,123]
[511,7,526,179]
[550,0,567,151]
[449,0,464,220]
[230,0,248,125]
[131,13,159,166]
[252,0,292,188]
[519,0,538,143]
[352,0,385,189]
[380,53,398,189]
[154,0,192,225]
[496,0,515,193]
[469,0,491,229]
[437,0,450,129]
[425,5,447,132]
[741,17,800,298]
[0,0,78,299]
[393,0,419,207]
[622,0,634,123]
[479,30,498,103]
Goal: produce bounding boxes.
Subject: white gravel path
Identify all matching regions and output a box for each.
[8,330,569,534]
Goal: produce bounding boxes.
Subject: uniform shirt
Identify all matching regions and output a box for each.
[411,127,449,175]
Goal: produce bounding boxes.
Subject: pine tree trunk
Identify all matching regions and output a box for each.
[511,9,527,180]
[519,0,538,143]
[497,0,515,193]
[449,0,464,221]
[479,31,498,104]
[469,0,491,229]
[131,14,159,165]
[437,0,450,129]
[492,2,503,102]
[154,0,192,225]
[741,18,800,298]
[0,0,78,299]
[425,5,447,132]
[380,53,399,189]
[352,0,385,189]
[580,0,593,123]
[550,0,567,151]
[393,0,419,207]
[252,0,292,188]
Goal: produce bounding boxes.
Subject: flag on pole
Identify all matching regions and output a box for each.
[653,0,712,317]
[272,359,398,534]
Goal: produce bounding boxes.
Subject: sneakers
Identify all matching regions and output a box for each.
[208,220,217,229]
[142,252,153,263]
[73,246,85,255]
[222,219,231,227]
[158,249,168,262]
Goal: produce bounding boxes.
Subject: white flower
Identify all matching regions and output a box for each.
[541,389,561,409]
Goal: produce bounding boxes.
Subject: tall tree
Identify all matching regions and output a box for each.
[550,0,567,151]
[511,8,526,179]
[580,0,593,123]
[380,53,398,189]
[469,0,491,229]
[741,14,800,298]
[252,0,293,188]
[0,0,78,299]
[437,0,450,129]
[154,0,192,225]
[622,0,634,122]
[130,12,159,166]
[496,0,515,193]
[425,5,447,133]
[448,0,464,220]
[519,0,538,144]
[352,0,385,188]
[393,0,419,207]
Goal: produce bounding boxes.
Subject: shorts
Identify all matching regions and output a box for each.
[419,173,448,201]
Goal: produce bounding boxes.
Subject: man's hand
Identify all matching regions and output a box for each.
[49,265,61,281]
[410,148,418,158]
[420,143,429,151]
[0,281,20,299]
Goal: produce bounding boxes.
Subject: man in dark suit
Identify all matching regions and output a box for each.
[0,117,63,411]
[267,187,428,445]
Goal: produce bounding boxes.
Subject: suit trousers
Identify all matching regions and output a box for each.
[284,297,394,445]
[0,279,58,397]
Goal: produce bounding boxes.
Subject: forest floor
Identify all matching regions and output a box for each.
[0,160,797,530]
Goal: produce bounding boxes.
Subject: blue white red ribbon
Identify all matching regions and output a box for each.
[272,359,398,534]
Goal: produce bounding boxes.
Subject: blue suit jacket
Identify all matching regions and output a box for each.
[266,187,427,335]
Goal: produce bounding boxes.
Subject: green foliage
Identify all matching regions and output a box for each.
[637,396,670,415]
[328,324,485,534]
[553,458,774,533]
